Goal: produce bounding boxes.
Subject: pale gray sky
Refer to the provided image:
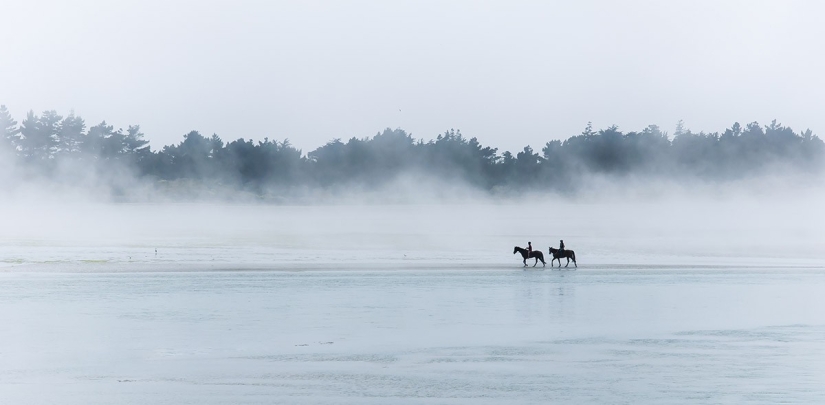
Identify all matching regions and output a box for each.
[1,0,823,153]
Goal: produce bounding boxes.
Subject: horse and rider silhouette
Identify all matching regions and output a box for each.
[548,247,577,267]
[513,246,545,267]
[514,240,577,268]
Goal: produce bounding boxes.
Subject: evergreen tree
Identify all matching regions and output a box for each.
[82,121,114,158]
[0,105,19,151]
[123,125,150,156]
[57,112,86,156]
[18,110,62,160]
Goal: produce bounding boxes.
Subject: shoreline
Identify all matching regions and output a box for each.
[2,260,823,274]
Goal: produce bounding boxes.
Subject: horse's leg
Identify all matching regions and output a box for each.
[533,257,537,267]
[523,257,527,267]
[565,257,569,267]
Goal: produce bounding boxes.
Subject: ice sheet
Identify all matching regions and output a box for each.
[0,268,824,404]
[1,201,823,403]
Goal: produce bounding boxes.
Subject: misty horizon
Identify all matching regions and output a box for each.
[3,2,825,402]
[2,104,823,202]
[3,2,825,156]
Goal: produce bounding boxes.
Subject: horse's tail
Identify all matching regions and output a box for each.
[572,251,576,262]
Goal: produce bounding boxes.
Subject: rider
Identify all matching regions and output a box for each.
[559,240,565,254]
[527,241,533,256]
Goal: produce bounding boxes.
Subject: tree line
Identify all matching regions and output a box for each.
[1,105,823,195]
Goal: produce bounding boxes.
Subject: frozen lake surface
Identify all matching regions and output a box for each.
[1,268,824,404]
[1,202,824,403]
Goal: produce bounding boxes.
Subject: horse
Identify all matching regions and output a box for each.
[514,246,545,267]
[548,247,576,268]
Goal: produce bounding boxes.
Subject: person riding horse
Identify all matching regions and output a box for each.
[514,244,545,267]
[548,240,576,268]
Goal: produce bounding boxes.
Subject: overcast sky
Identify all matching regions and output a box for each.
[1,0,823,153]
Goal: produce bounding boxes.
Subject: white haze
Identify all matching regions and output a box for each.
[3,182,825,403]
[2,179,824,272]
[2,1,825,153]
[4,2,825,402]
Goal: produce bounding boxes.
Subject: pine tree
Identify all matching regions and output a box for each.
[0,105,19,151]
[19,110,62,160]
[57,112,86,156]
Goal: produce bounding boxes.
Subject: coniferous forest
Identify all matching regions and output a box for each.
[1,105,823,198]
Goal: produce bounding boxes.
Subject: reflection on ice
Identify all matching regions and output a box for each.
[1,201,823,403]
[0,269,824,404]
[2,199,825,270]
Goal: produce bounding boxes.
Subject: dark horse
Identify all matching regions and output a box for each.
[548,247,577,268]
[514,246,545,267]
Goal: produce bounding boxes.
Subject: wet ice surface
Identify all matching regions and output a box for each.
[2,201,825,270]
[1,201,824,403]
[1,268,824,404]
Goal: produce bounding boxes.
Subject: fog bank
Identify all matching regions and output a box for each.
[2,105,824,203]
[2,188,824,271]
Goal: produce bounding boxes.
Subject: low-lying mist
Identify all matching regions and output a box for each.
[2,105,824,203]
[2,184,823,271]
[2,106,824,270]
